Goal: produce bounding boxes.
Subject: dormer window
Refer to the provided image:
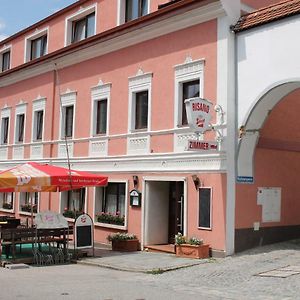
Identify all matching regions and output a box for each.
[31,35,47,60]
[125,0,148,22]
[0,46,11,72]
[24,28,48,62]
[72,12,95,43]
[65,5,96,46]
[2,51,10,72]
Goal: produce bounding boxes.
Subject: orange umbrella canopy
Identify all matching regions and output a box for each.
[0,162,108,192]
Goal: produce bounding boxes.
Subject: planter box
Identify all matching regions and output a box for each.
[176,244,210,259]
[112,239,139,252]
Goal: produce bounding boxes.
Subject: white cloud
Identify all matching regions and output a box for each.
[0,19,6,31]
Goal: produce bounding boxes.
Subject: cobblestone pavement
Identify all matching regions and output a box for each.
[1,240,300,299]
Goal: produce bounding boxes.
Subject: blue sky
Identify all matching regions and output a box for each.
[0,0,77,41]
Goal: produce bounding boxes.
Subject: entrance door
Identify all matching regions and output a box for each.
[168,181,184,244]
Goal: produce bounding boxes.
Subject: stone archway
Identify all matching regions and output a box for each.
[237,81,300,182]
[235,83,300,251]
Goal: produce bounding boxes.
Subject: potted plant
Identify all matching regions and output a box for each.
[2,203,13,210]
[175,233,209,259]
[107,232,139,252]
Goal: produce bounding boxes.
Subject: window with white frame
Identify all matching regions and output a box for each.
[118,0,149,24]
[198,187,212,229]
[60,91,76,139]
[91,82,111,137]
[174,59,204,127]
[0,193,14,210]
[61,188,86,219]
[19,192,39,214]
[0,49,11,72]
[95,182,126,227]
[65,5,96,46]
[128,72,152,132]
[24,28,48,62]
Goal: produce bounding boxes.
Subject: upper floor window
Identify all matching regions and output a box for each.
[16,113,25,143]
[126,0,148,22]
[135,91,148,130]
[25,28,48,62]
[118,0,149,25]
[128,71,152,132]
[60,91,76,139]
[174,58,204,128]
[72,13,95,43]
[91,82,111,137]
[31,35,47,60]
[65,5,96,46]
[96,99,107,134]
[182,80,199,125]
[1,117,9,144]
[1,51,10,72]
[33,110,44,141]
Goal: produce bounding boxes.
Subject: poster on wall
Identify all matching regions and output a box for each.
[257,187,281,222]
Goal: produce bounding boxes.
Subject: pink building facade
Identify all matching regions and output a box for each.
[0,0,287,256]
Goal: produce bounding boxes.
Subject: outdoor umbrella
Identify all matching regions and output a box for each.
[0,162,108,226]
[0,162,108,192]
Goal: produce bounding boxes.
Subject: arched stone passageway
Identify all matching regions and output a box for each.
[235,86,300,251]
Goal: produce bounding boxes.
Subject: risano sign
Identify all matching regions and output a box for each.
[185,97,212,133]
[187,140,218,151]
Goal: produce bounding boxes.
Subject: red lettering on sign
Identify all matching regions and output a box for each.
[192,103,210,113]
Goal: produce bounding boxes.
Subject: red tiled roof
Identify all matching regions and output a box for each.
[233,0,300,32]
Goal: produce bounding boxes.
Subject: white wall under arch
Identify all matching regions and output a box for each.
[236,14,300,178]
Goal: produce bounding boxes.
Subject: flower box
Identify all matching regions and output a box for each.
[111,239,139,252]
[175,243,209,259]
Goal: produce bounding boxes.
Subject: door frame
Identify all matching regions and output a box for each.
[142,176,187,249]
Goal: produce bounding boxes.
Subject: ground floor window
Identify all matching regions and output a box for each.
[198,188,212,229]
[95,182,126,226]
[20,192,39,213]
[0,192,14,210]
[61,188,86,219]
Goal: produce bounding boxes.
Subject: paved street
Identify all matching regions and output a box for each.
[1,240,300,300]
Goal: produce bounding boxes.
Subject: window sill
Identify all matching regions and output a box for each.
[198,226,212,231]
[95,222,127,230]
[0,208,14,213]
[19,211,38,216]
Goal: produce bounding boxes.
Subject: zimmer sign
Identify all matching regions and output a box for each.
[185,97,212,134]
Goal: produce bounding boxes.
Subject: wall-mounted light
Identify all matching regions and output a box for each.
[133,175,139,188]
[192,175,200,190]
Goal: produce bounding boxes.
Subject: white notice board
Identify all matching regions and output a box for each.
[257,187,281,222]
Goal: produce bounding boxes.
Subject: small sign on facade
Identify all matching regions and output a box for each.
[130,189,141,207]
[185,97,213,134]
[187,140,218,151]
[237,176,254,184]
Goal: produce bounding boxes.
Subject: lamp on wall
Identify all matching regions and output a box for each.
[133,175,139,188]
[192,175,200,190]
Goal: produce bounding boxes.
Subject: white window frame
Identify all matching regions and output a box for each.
[0,45,12,72]
[31,97,46,142]
[59,91,76,140]
[198,186,212,230]
[59,188,87,221]
[174,59,204,128]
[117,0,151,25]
[0,192,14,212]
[94,180,128,230]
[19,192,40,216]
[0,107,11,145]
[128,72,152,133]
[24,27,49,63]
[65,4,97,46]
[14,103,27,144]
[90,82,111,137]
